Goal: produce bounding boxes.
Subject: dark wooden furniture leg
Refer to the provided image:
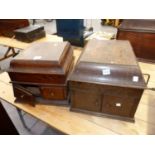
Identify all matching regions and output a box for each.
[4,47,15,57]
[0,47,19,61]
[0,100,19,135]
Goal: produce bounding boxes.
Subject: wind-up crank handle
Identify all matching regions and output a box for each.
[142,73,155,91]
[145,87,155,91]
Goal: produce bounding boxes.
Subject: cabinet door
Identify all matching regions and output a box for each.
[71,90,101,112]
[102,95,139,117]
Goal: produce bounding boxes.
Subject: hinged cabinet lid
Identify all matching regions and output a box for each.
[9,41,72,75]
[69,39,146,89]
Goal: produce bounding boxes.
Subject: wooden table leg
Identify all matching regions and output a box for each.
[16,108,31,131]
[0,47,19,61]
[0,100,19,135]
[4,47,14,57]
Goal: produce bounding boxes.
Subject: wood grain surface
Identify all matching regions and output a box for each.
[0,47,155,134]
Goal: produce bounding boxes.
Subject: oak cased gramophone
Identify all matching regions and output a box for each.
[69,39,146,121]
[8,41,74,105]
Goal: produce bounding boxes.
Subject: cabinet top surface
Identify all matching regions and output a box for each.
[70,40,146,88]
[14,25,44,33]
[119,19,155,32]
[80,39,137,66]
[13,41,69,62]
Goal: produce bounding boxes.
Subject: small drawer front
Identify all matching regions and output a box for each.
[71,90,101,112]
[102,95,139,117]
[40,86,67,100]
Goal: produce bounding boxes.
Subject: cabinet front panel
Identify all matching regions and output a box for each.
[102,95,139,117]
[71,90,101,112]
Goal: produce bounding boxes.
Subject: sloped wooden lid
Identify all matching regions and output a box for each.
[70,39,146,89]
[9,41,72,75]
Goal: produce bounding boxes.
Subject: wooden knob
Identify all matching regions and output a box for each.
[51,92,54,96]
[95,101,99,106]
